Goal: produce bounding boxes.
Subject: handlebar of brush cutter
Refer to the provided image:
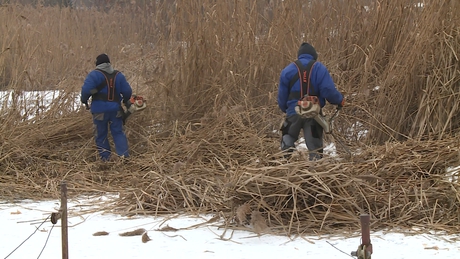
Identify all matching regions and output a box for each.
[327,107,341,130]
[328,106,352,156]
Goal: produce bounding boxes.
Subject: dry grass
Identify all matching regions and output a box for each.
[1,0,460,236]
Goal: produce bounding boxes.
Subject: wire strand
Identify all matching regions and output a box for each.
[3,214,51,259]
[37,224,55,259]
[326,240,354,258]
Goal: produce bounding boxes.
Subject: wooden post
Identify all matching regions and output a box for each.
[61,182,69,259]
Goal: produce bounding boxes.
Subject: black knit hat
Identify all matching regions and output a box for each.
[95,54,110,66]
[297,43,318,60]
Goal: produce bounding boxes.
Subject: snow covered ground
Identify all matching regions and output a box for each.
[1,195,460,259]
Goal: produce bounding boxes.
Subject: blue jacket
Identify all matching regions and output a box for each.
[81,64,132,113]
[277,54,343,116]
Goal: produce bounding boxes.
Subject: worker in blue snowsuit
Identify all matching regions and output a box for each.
[81,54,132,161]
[278,43,344,160]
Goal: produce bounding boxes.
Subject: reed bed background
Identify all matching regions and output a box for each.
[1,0,460,235]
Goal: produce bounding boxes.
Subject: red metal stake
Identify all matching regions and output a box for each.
[351,214,373,258]
[360,214,372,255]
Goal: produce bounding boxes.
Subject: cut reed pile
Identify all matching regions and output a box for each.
[1,0,460,235]
[2,103,460,235]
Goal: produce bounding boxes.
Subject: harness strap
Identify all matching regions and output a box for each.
[91,69,120,102]
[288,60,316,100]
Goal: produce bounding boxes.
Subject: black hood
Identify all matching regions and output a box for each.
[297,43,318,60]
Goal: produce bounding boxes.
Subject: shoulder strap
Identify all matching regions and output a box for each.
[288,60,316,100]
[91,69,120,102]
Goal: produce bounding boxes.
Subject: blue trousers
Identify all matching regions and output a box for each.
[92,111,129,161]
